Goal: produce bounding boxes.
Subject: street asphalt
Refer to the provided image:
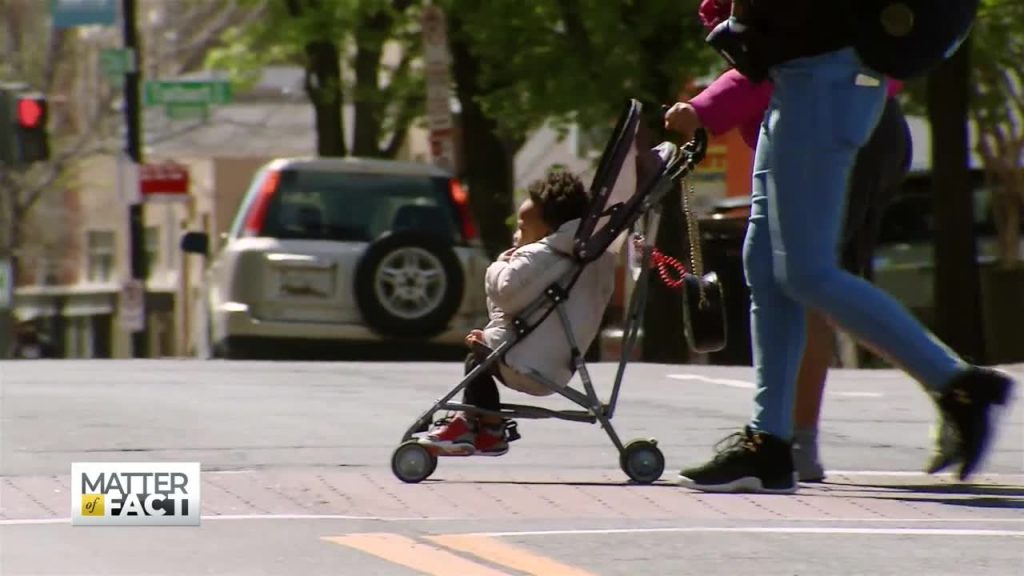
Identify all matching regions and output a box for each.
[1,359,1022,575]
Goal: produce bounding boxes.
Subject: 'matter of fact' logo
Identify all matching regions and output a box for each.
[71,462,201,526]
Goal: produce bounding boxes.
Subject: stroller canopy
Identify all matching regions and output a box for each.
[573,99,678,263]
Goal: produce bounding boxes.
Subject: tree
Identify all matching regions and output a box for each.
[971,0,1024,268]
[207,0,424,157]
[447,2,519,257]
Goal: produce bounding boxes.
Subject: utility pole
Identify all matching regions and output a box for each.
[122,0,149,357]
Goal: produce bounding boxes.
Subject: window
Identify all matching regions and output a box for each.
[145,226,160,277]
[260,171,461,242]
[86,230,115,282]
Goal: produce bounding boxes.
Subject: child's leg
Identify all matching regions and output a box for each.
[463,353,503,426]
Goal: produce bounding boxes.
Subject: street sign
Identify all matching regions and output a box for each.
[0,258,11,310]
[139,162,189,201]
[51,0,118,28]
[119,279,145,333]
[143,81,232,107]
[100,48,135,87]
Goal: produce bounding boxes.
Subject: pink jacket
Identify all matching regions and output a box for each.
[692,0,903,149]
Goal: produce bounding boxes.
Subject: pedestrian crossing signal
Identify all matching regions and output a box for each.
[18,98,44,129]
[0,84,50,165]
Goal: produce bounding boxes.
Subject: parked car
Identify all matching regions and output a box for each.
[181,157,490,359]
[872,168,1024,326]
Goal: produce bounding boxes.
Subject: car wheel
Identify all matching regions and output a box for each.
[354,231,464,340]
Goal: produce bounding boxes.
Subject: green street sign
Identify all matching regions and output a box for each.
[165,102,209,121]
[143,80,232,107]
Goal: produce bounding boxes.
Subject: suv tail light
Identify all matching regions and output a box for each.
[241,170,281,237]
[449,179,478,242]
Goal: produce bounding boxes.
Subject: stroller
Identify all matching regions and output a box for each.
[391,99,722,484]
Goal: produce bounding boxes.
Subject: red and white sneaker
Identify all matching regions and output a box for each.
[474,424,509,457]
[418,415,476,456]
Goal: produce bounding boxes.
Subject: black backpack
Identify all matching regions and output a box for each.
[846,0,980,79]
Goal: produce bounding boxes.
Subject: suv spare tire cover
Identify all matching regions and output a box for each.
[354,231,465,339]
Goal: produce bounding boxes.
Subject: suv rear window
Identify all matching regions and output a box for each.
[258,170,462,243]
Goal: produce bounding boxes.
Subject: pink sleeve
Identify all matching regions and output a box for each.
[689,69,773,141]
[886,78,904,98]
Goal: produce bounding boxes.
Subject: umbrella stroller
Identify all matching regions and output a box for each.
[391,99,725,484]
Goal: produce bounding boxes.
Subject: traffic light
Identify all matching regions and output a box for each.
[13,93,49,163]
[0,84,50,165]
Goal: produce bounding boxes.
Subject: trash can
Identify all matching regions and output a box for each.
[698,198,752,366]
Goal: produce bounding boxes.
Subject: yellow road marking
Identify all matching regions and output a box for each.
[428,534,598,576]
[322,533,511,575]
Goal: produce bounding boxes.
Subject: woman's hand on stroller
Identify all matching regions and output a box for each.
[664,102,704,143]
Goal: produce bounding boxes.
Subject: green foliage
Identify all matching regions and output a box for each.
[971,0,1024,132]
[449,0,717,142]
[205,0,425,156]
[205,0,346,89]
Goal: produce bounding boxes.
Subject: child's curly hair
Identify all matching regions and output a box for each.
[527,170,590,230]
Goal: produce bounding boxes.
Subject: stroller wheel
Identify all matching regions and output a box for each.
[391,440,438,483]
[620,439,665,484]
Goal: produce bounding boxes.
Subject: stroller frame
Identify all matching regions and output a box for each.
[391,100,708,484]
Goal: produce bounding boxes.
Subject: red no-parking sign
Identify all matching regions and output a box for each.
[139,162,189,201]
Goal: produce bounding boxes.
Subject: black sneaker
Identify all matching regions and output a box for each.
[677,427,798,494]
[934,367,1015,481]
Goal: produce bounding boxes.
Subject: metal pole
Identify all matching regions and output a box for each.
[0,166,13,359]
[122,0,148,357]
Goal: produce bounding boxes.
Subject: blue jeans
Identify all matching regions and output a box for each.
[743,47,965,440]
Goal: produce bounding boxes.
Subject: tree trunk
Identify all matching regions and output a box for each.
[927,39,986,362]
[304,40,346,157]
[352,43,383,157]
[449,11,515,257]
[642,182,692,362]
[352,8,391,158]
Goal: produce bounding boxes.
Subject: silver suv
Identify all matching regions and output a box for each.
[181,157,490,359]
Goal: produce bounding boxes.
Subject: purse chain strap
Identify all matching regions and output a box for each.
[680,175,708,305]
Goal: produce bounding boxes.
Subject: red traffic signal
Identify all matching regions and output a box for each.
[17,97,45,128]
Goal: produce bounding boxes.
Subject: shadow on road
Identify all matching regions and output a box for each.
[824,481,1024,510]
[836,482,1024,497]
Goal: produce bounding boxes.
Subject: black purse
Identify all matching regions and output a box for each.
[677,148,728,354]
[683,272,727,354]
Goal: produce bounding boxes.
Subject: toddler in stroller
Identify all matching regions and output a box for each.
[391,99,711,484]
[419,169,618,457]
